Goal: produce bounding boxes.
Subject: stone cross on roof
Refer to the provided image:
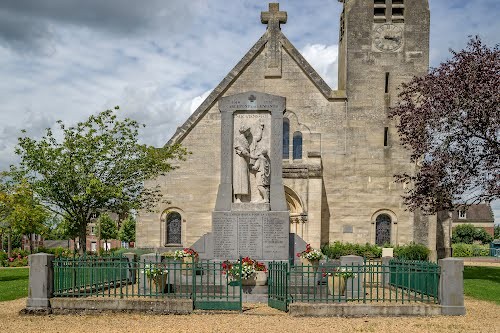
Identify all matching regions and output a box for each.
[261,3,287,76]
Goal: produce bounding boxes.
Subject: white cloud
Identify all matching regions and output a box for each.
[190,90,212,114]
[299,44,338,89]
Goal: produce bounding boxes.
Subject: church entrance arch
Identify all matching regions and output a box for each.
[285,186,307,238]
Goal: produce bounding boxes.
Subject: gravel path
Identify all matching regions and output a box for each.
[1,297,499,333]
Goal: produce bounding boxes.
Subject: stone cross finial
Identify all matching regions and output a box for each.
[261,3,287,75]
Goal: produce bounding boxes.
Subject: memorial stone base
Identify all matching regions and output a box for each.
[212,211,289,260]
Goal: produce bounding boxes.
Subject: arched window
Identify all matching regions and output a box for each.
[283,118,290,159]
[166,212,182,245]
[375,214,391,246]
[293,131,302,160]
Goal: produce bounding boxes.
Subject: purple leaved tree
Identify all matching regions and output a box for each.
[390,37,499,214]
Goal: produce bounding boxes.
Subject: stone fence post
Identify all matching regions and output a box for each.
[139,253,160,295]
[26,253,55,310]
[340,255,364,298]
[123,252,137,284]
[439,258,466,315]
[381,257,392,287]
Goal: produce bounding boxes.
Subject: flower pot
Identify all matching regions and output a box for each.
[241,271,268,286]
[327,275,346,296]
[182,256,198,275]
[152,273,168,293]
[300,257,320,272]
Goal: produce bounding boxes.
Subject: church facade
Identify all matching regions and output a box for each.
[137,1,443,259]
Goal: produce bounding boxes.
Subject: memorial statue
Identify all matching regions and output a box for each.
[233,125,252,203]
[249,120,264,166]
[251,148,270,203]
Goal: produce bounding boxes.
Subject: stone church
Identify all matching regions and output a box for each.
[137,1,446,260]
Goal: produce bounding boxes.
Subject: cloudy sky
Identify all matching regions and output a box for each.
[0,0,498,222]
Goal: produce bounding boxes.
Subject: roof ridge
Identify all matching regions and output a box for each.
[167,32,269,145]
[166,30,346,146]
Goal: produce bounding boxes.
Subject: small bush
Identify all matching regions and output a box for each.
[112,248,153,258]
[0,251,8,267]
[452,224,493,244]
[452,243,490,257]
[37,246,74,258]
[393,243,430,260]
[321,242,382,259]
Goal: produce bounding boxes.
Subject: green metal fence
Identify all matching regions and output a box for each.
[53,256,130,297]
[53,256,242,311]
[268,259,440,311]
[389,259,440,299]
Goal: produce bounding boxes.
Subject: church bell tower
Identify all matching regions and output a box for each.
[335,0,432,249]
[338,0,430,104]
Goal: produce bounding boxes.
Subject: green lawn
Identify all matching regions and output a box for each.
[463,266,500,305]
[0,267,29,302]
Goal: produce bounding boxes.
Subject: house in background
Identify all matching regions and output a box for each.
[86,212,126,252]
[452,204,495,237]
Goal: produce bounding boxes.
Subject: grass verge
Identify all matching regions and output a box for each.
[463,266,500,305]
[0,267,29,302]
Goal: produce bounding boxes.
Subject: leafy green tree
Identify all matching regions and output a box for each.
[118,216,136,246]
[96,213,118,252]
[0,177,50,253]
[495,225,500,239]
[452,224,493,244]
[11,107,187,254]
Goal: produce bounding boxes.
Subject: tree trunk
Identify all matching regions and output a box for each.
[7,232,11,258]
[29,234,33,254]
[78,225,87,256]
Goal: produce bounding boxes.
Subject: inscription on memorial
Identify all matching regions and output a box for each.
[213,215,238,259]
[238,215,263,258]
[263,215,288,259]
[213,211,289,260]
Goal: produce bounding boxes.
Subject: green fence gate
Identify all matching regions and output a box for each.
[268,261,289,311]
[192,260,242,311]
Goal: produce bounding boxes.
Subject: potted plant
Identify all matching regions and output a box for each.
[323,267,357,296]
[297,244,323,271]
[222,257,267,286]
[174,248,199,275]
[141,263,169,293]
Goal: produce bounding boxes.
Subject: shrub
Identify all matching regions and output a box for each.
[37,246,74,258]
[452,224,493,244]
[0,251,7,267]
[452,243,490,257]
[112,248,153,258]
[321,242,382,259]
[393,243,430,260]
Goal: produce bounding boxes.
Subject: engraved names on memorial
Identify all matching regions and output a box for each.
[213,211,288,260]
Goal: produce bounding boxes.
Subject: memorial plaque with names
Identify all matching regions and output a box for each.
[213,211,289,260]
[213,214,238,259]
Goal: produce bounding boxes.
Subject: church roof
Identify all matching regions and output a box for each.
[167,27,346,145]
